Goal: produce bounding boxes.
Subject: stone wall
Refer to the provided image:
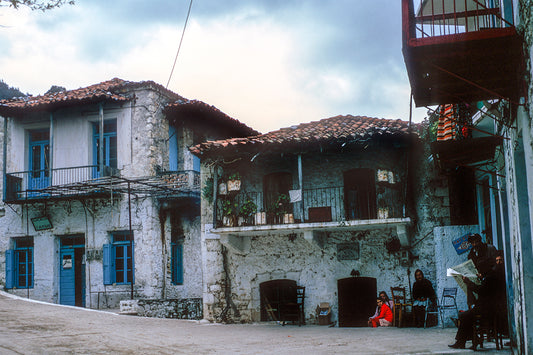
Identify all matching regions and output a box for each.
[121,298,203,319]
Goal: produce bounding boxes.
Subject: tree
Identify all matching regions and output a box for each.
[45,85,66,95]
[1,0,74,11]
[0,80,27,100]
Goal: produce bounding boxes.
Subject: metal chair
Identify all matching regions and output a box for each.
[390,287,412,327]
[440,287,459,326]
[423,298,439,328]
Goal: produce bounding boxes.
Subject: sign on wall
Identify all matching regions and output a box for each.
[452,233,473,255]
[31,216,53,231]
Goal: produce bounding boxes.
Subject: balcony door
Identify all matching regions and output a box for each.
[93,119,117,178]
[344,169,376,220]
[28,129,50,193]
[263,172,292,223]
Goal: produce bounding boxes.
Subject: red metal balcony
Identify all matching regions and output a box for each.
[402,0,524,107]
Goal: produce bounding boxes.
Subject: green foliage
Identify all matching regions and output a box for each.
[227,172,240,181]
[239,199,257,217]
[0,80,27,100]
[45,85,66,95]
[202,177,214,203]
[2,0,75,11]
[222,199,239,217]
[275,194,290,216]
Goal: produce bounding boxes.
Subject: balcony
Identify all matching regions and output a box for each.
[402,0,523,106]
[4,167,200,203]
[5,165,120,203]
[210,185,411,253]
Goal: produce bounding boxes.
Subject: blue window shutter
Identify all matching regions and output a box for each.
[169,126,178,171]
[193,155,200,172]
[176,244,183,285]
[5,250,14,289]
[103,244,114,285]
[131,241,135,284]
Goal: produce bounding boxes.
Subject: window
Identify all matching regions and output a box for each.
[93,119,117,175]
[5,237,34,289]
[103,232,134,285]
[448,167,478,225]
[344,169,377,220]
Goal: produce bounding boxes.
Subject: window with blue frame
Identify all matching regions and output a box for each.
[103,232,134,285]
[93,119,117,176]
[171,233,184,285]
[5,237,34,289]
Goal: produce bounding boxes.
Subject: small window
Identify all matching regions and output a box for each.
[5,237,34,289]
[103,232,134,285]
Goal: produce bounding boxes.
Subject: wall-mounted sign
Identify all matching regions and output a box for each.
[31,216,53,231]
[452,234,472,255]
[337,242,360,261]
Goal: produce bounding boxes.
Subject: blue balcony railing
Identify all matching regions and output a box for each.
[5,165,119,202]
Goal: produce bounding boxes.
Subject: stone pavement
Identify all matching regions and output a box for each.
[0,291,512,355]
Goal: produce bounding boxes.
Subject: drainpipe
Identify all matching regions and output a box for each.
[99,103,104,174]
[212,164,218,227]
[49,113,54,185]
[3,117,7,200]
[128,181,133,300]
[298,154,303,220]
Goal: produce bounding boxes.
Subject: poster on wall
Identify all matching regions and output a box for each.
[452,233,472,255]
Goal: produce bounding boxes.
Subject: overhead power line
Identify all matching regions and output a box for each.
[166,0,194,89]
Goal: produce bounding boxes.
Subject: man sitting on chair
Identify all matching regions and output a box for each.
[448,252,506,349]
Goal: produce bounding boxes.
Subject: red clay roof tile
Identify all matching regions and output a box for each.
[190,115,418,156]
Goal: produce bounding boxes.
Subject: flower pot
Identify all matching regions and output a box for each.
[283,213,294,224]
[378,208,389,219]
[218,182,227,195]
[227,179,241,192]
[223,216,236,227]
[255,212,266,225]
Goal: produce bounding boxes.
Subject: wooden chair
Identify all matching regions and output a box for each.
[390,287,412,327]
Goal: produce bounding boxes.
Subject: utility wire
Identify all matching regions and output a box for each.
[166,0,194,89]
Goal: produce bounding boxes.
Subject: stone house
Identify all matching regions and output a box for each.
[402,0,533,352]
[0,78,256,314]
[191,115,449,325]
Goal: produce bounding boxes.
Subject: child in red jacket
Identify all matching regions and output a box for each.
[370,298,393,327]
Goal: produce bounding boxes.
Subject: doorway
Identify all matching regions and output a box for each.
[60,236,86,307]
[344,169,376,220]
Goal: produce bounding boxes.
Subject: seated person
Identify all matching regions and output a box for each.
[368,291,394,326]
[369,297,393,328]
[412,269,436,327]
[449,253,506,349]
[466,233,497,308]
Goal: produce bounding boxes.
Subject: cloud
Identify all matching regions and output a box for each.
[0,1,428,133]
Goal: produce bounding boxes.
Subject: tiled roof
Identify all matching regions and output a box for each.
[0,78,184,116]
[191,115,418,156]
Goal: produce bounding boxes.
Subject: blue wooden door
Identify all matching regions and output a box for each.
[29,136,50,194]
[60,249,75,306]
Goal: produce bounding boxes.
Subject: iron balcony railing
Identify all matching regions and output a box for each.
[5,165,120,202]
[215,186,402,228]
[410,0,514,39]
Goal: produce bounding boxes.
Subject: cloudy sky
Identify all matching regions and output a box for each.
[0,0,428,133]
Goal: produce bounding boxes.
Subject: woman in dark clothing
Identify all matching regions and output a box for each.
[412,269,436,327]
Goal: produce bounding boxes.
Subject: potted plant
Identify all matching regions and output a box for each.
[275,194,293,224]
[227,172,241,192]
[238,199,257,226]
[222,199,238,227]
